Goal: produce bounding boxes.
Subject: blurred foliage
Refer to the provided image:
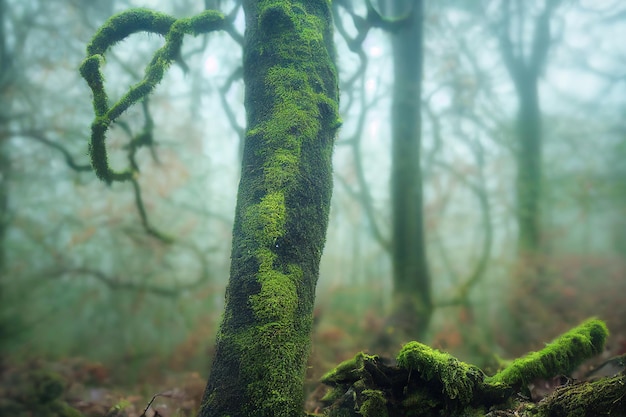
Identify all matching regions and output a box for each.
[0,0,624,395]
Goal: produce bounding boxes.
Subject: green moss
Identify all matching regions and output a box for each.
[48,400,84,417]
[320,320,611,417]
[401,390,438,411]
[78,55,108,116]
[537,373,626,417]
[250,268,298,322]
[397,341,484,405]
[80,8,225,184]
[26,370,65,404]
[486,318,608,390]
[321,352,379,386]
[234,3,338,414]
[320,386,344,403]
[245,192,287,246]
[4,370,84,417]
[359,390,388,417]
[86,9,175,56]
[258,2,296,33]
[199,0,339,415]
[188,10,225,34]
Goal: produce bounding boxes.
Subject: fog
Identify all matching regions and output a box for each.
[1,0,625,390]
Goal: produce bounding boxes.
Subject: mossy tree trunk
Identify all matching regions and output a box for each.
[198,1,339,416]
[379,0,432,348]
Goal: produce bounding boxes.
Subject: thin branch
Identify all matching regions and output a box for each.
[54,243,212,297]
[435,138,493,308]
[129,178,175,244]
[219,66,245,159]
[11,129,92,172]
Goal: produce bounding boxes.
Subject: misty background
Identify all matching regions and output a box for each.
[1,0,625,384]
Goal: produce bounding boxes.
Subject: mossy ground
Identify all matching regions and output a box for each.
[0,367,83,417]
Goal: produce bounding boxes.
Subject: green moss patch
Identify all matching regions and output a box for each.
[397,341,485,405]
[486,318,608,390]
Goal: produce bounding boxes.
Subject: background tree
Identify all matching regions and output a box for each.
[491,0,563,347]
[383,0,432,347]
[0,0,11,354]
[330,0,432,351]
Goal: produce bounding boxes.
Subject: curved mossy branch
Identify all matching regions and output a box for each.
[486,318,608,391]
[80,8,225,184]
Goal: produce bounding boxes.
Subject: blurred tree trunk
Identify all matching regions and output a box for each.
[612,157,626,258]
[198,1,339,416]
[378,0,432,349]
[496,0,562,348]
[0,0,11,356]
[498,1,558,255]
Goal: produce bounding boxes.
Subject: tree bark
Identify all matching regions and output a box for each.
[497,0,560,257]
[514,74,542,255]
[199,1,339,416]
[385,0,433,346]
[496,0,561,350]
[0,0,11,356]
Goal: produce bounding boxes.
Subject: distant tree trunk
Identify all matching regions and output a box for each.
[612,142,626,258]
[496,0,561,349]
[0,0,11,356]
[510,64,545,337]
[497,0,558,257]
[198,1,339,416]
[514,74,542,255]
[379,0,432,348]
[0,134,8,358]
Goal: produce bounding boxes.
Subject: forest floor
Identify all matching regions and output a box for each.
[2,327,625,417]
[4,271,626,416]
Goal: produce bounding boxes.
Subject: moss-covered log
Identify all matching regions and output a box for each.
[538,373,626,417]
[198,1,340,416]
[486,319,608,392]
[320,319,610,417]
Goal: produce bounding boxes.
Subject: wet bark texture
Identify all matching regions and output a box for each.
[199,1,339,416]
